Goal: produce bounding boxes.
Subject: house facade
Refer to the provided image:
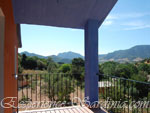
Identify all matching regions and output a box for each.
[0,0,117,113]
[0,0,21,113]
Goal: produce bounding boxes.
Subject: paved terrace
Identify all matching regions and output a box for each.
[18,106,107,113]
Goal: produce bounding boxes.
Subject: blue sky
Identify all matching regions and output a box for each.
[19,0,150,56]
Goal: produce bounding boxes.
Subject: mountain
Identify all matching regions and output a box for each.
[20,45,150,63]
[20,51,46,59]
[50,55,72,63]
[57,51,83,59]
[20,51,83,63]
[99,45,150,63]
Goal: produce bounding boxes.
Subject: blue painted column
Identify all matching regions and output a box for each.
[84,19,99,103]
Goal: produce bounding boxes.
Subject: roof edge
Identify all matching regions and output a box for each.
[16,24,22,48]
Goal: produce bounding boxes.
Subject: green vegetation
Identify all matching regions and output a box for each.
[19,53,150,83]
[99,60,150,112]
[19,54,84,79]
[18,54,85,103]
[99,61,150,80]
[18,53,150,107]
[99,45,150,63]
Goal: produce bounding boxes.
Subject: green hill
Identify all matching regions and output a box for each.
[20,45,150,63]
[20,51,83,63]
[99,45,150,63]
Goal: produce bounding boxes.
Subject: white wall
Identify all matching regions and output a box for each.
[0,8,5,113]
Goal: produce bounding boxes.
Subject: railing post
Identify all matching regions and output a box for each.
[84,19,99,103]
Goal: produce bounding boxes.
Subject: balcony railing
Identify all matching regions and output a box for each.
[17,73,150,113]
[17,73,84,111]
[98,74,150,113]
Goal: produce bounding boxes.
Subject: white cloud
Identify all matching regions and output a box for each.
[123,12,150,19]
[124,25,150,30]
[102,15,117,26]
[109,12,150,20]
[106,12,150,30]
[103,12,150,28]
[106,15,118,20]
[103,20,113,26]
[122,21,150,30]
[121,21,144,27]
[121,20,150,30]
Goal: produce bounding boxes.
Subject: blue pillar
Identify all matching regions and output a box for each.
[84,19,99,103]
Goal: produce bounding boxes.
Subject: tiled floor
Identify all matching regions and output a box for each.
[19,106,94,113]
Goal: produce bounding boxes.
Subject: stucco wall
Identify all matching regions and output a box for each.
[0,7,5,113]
[0,0,19,113]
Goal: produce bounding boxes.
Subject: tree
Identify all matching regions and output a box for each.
[71,58,84,80]
[59,64,71,73]
[115,64,131,78]
[47,57,53,64]
[72,58,84,67]
[41,74,75,102]
[21,54,37,69]
[47,57,57,73]
[21,54,27,69]
[26,57,37,69]
[18,54,23,74]
[131,73,148,99]
[99,61,118,75]
[127,63,138,75]
[138,63,150,74]
[37,60,47,70]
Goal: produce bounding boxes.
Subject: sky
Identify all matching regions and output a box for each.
[19,0,150,56]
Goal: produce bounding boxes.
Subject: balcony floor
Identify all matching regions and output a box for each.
[18,106,107,113]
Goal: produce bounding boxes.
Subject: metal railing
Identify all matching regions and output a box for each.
[17,73,84,111]
[17,73,150,112]
[98,74,150,113]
